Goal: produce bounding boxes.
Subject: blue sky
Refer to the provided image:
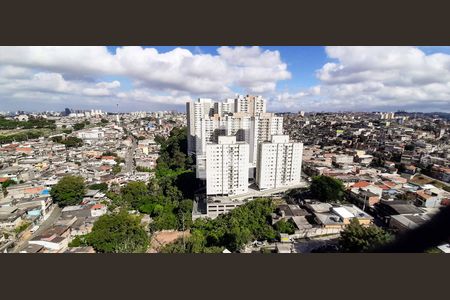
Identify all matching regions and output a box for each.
[106,46,327,91]
[0,46,449,113]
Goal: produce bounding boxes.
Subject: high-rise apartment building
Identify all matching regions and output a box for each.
[249,113,284,165]
[235,95,266,114]
[186,98,213,155]
[256,135,303,190]
[205,136,249,196]
[186,95,303,197]
[214,98,235,116]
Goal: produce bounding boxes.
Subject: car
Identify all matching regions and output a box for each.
[29,225,39,233]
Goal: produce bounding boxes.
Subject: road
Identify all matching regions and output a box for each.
[122,137,137,174]
[12,205,62,253]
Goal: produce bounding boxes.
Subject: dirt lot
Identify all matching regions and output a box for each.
[148,230,190,253]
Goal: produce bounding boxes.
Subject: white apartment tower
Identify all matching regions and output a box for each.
[186,95,303,196]
[256,135,303,190]
[214,98,235,116]
[206,136,249,196]
[249,113,284,165]
[186,98,213,155]
[235,95,266,114]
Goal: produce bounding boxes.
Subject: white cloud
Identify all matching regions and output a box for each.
[273,46,450,112]
[0,46,291,111]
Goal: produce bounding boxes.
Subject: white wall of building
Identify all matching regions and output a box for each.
[256,135,303,190]
[206,136,249,196]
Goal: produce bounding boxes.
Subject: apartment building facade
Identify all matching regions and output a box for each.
[205,136,249,196]
[256,135,303,190]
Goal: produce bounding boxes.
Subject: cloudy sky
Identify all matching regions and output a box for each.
[0,46,450,113]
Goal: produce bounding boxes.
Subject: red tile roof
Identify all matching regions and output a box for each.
[352,181,370,188]
[101,156,115,160]
[91,204,104,210]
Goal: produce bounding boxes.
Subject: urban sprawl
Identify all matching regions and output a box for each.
[1,95,449,253]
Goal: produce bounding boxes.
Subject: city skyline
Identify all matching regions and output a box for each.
[1,46,450,113]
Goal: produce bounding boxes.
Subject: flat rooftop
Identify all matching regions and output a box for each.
[209,182,308,203]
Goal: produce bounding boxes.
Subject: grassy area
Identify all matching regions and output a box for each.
[14,221,31,235]
[0,127,73,144]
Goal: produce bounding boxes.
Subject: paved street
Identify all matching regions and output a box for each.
[122,137,136,174]
[13,205,62,253]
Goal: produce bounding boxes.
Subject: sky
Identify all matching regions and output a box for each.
[0,46,450,113]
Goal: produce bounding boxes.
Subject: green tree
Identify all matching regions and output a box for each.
[88,183,108,192]
[121,181,150,209]
[149,211,179,232]
[310,175,345,202]
[50,175,86,207]
[73,123,85,131]
[187,198,277,252]
[339,219,393,252]
[112,165,122,175]
[274,219,296,235]
[86,211,149,253]
[1,178,16,196]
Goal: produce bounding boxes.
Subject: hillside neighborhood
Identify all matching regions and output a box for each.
[1,99,449,253]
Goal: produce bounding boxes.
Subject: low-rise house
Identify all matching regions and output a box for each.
[29,224,71,252]
[374,200,424,225]
[64,246,95,253]
[0,206,24,229]
[20,243,45,253]
[90,203,107,217]
[389,213,432,233]
[309,203,373,229]
[415,189,443,208]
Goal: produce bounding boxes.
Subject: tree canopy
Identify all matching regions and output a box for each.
[161,198,278,253]
[310,175,345,202]
[0,116,56,130]
[273,219,296,235]
[79,211,149,253]
[339,218,393,252]
[52,136,83,148]
[88,182,108,192]
[50,175,86,207]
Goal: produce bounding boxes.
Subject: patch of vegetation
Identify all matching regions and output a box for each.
[338,219,393,252]
[52,136,83,148]
[161,198,278,253]
[50,175,86,207]
[0,130,46,144]
[1,178,16,196]
[136,166,154,173]
[112,165,122,175]
[14,221,31,235]
[0,116,56,130]
[310,175,345,202]
[73,122,86,131]
[273,219,296,235]
[69,210,149,253]
[88,183,108,192]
